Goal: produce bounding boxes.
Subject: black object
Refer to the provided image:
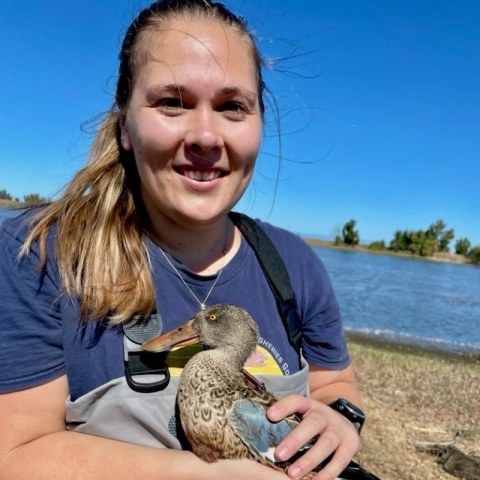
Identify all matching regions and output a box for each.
[328,398,366,435]
[125,350,171,393]
[123,311,170,392]
[229,212,303,359]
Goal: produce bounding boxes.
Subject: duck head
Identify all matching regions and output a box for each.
[141,304,259,362]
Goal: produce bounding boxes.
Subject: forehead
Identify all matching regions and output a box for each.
[134,18,257,88]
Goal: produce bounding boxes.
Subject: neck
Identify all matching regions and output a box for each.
[201,345,250,374]
[149,214,239,274]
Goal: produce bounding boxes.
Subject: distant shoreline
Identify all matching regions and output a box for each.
[1,199,473,266]
[0,199,27,209]
[303,236,472,266]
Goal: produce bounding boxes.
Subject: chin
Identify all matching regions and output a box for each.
[168,207,230,230]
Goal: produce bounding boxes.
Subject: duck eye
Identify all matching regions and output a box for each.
[209,314,217,322]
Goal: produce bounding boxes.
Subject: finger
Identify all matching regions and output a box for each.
[312,441,359,480]
[285,429,341,479]
[267,394,316,422]
[275,408,328,462]
[285,417,360,480]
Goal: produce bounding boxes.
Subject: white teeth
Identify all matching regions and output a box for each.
[180,168,221,181]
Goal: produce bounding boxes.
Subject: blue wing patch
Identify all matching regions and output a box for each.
[230,398,299,463]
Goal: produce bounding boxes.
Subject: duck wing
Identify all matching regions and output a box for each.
[229,398,381,480]
[230,398,301,464]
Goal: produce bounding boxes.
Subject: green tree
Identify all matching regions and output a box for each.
[334,235,343,246]
[389,229,437,257]
[369,240,386,251]
[467,246,480,265]
[389,230,410,251]
[23,193,49,204]
[438,228,455,252]
[0,189,12,200]
[427,220,446,241]
[455,238,471,256]
[342,219,359,246]
[409,230,437,257]
[426,219,455,252]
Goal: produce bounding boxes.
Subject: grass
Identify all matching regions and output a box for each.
[347,334,480,480]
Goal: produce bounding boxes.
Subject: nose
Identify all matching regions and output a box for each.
[184,106,224,154]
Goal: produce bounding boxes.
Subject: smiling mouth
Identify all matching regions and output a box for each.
[176,167,226,182]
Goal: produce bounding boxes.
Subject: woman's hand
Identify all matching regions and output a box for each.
[267,394,360,480]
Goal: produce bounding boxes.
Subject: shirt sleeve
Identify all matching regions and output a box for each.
[0,216,65,393]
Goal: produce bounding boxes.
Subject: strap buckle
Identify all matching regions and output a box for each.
[125,351,170,393]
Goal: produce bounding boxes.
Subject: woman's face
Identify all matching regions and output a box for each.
[120,18,263,230]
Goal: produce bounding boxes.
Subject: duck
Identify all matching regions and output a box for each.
[142,303,381,480]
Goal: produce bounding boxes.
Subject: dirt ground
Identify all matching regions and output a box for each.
[347,334,480,480]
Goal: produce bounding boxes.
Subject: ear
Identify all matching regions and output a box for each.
[118,111,133,151]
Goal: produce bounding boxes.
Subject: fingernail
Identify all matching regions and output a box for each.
[289,466,302,479]
[267,407,278,419]
[276,446,288,460]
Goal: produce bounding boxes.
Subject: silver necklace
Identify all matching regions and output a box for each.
[156,224,229,311]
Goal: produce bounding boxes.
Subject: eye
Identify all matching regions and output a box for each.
[209,314,217,322]
[218,102,247,117]
[155,97,184,111]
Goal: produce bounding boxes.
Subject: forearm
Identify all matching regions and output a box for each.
[0,431,208,480]
[308,364,363,408]
[310,380,362,407]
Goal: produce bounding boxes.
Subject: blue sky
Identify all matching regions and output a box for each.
[1,0,479,245]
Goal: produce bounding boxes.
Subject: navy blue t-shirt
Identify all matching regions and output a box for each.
[0,210,350,400]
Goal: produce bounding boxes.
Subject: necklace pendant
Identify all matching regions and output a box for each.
[200,304,206,311]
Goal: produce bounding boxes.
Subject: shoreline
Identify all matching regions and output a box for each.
[346,331,480,365]
[303,237,473,266]
[0,199,27,209]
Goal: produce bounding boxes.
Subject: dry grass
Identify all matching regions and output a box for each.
[347,335,480,480]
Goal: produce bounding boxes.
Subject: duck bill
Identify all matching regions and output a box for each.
[141,318,199,353]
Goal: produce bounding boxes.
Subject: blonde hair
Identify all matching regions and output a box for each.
[22,0,265,323]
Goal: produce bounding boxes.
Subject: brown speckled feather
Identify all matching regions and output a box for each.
[178,351,291,470]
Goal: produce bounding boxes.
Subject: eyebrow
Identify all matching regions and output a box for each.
[218,86,258,104]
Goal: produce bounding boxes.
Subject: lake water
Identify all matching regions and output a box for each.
[315,246,480,355]
[2,207,479,354]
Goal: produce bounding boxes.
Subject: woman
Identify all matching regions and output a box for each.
[0,1,362,479]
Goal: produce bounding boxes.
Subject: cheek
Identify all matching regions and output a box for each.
[131,123,182,161]
[126,108,180,146]
[235,123,262,163]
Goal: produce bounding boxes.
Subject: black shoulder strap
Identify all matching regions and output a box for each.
[228,212,303,356]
